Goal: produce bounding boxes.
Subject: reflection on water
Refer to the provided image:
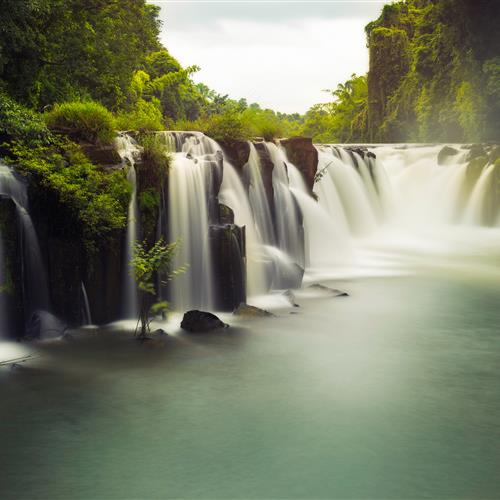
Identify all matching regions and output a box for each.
[1,273,500,499]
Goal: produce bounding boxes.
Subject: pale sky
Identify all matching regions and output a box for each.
[150,1,386,113]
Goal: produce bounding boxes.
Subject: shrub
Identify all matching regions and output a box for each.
[44,101,116,145]
[173,112,252,142]
[0,91,52,146]
[7,138,130,249]
[138,134,171,181]
[115,98,165,132]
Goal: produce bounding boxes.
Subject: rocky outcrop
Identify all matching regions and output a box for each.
[280,137,318,193]
[219,140,250,172]
[437,146,459,165]
[180,310,228,332]
[210,224,246,311]
[80,143,122,167]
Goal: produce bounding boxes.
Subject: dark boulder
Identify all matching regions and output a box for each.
[181,310,229,332]
[437,146,459,165]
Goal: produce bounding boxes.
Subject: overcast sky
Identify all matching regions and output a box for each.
[149,1,386,113]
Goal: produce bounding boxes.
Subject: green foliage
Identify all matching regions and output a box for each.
[7,138,130,247]
[365,0,500,142]
[138,134,171,181]
[136,134,170,242]
[302,74,368,143]
[116,98,165,132]
[173,104,303,142]
[0,0,161,108]
[44,101,116,145]
[0,91,52,147]
[175,112,252,142]
[131,238,186,337]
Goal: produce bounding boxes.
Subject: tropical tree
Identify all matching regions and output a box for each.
[131,238,186,339]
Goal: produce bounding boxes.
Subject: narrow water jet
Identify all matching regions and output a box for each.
[116,134,140,319]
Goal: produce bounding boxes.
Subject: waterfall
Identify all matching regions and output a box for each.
[219,161,267,296]
[315,146,377,236]
[116,134,140,319]
[0,162,50,336]
[162,132,218,310]
[168,153,214,310]
[265,143,305,267]
[81,282,92,326]
[245,144,276,245]
[464,163,497,226]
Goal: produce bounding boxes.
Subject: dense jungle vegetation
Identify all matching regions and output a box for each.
[0,0,498,248]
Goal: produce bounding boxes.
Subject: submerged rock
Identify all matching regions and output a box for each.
[308,284,349,297]
[233,303,275,317]
[180,310,229,332]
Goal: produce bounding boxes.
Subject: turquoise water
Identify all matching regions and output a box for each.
[1,273,500,499]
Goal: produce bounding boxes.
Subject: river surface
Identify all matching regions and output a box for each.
[1,267,500,499]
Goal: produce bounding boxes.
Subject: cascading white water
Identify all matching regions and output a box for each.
[464,162,497,226]
[265,143,304,267]
[219,161,267,296]
[375,145,471,227]
[168,154,214,310]
[315,146,377,236]
[81,282,92,326]
[245,144,276,245]
[165,133,215,310]
[0,162,50,333]
[116,134,140,319]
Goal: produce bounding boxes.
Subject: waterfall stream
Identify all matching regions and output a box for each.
[0,162,50,337]
[116,134,140,319]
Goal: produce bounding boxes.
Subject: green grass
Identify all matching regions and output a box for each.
[44,101,116,145]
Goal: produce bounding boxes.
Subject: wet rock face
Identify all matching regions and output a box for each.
[219,140,251,172]
[180,310,228,332]
[80,143,122,167]
[280,137,318,193]
[210,224,246,311]
[253,142,275,209]
[0,196,24,338]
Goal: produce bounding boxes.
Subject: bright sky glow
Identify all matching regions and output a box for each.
[150,1,385,113]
